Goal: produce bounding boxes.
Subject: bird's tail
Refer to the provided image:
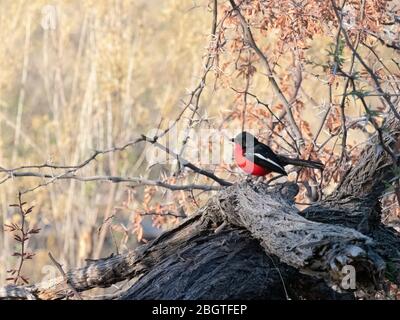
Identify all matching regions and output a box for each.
[277,155,324,170]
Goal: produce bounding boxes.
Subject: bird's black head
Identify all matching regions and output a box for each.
[231,131,258,149]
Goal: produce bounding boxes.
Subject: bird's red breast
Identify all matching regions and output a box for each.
[234,144,270,176]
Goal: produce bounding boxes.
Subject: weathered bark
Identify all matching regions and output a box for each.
[120,227,353,300]
[210,183,384,283]
[0,180,394,300]
[303,114,400,284]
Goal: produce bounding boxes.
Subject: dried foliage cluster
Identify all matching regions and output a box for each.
[0,0,399,290]
[213,0,399,195]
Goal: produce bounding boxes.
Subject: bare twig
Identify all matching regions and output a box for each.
[334,0,365,162]
[141,134,232,186]
[48,252,83,300]
[331,0,400,121]
[364,29,400,51]
[176,0,220,173]
[139,211,186,219]
[349,79,400,205]
[1,131,231,192]
[312,102,332,147]
[228,0,304,150]
[230,87,299,153]
[4,172,221,191]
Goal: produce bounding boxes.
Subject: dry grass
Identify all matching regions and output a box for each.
[0,0,213,285]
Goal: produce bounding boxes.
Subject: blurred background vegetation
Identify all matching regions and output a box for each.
[0,0,398,287]
[0,0,217,285]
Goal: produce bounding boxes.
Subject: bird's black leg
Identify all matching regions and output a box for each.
[266,174,285,185]
[245,174,253,183]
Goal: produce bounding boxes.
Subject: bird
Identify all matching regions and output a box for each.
[232,131,324,176]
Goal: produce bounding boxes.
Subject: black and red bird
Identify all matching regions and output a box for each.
[232,132,324,176]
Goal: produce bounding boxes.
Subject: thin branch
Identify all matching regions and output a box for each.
[1,138,143,174]
[361,41,400,98]
[141,134,232,186]
[139,211,186,219]
[312,102,332,147]
[241,54,251,132]
[1,131,231,192]
[228,0,304,151]
[230,87,299,153]
[176,0,219,172]
[364,29,400,51]
[331,0,400,121]
[48,252,83,300]
[351,90,397,164]
[335,0,365,162]
[3,172,221,192]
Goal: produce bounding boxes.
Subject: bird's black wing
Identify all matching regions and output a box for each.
[245,143,287,175]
